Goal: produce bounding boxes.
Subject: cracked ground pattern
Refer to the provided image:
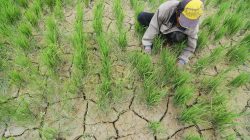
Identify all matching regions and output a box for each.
[0,0,250,140]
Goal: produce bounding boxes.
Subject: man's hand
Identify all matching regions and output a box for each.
[144,45,152,54]
[177,59,186,69]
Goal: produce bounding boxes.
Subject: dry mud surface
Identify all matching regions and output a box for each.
[1,0,250,140]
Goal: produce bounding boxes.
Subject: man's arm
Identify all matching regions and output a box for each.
[178,26,199,64]
[142,1,178,46]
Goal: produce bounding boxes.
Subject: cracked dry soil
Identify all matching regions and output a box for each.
[1,0,250,140]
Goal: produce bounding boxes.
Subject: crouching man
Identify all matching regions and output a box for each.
[138,0,204,66]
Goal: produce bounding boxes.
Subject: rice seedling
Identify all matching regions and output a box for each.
[15,34,30,50]
[172,41,186,56]
[97,34,110,58]
[32,0,42,17]
[118,30,128,49]
[207,15,221,33]
[227,44,249,66]
[179,103,208,124]
[224,13,245,35]
[161,49,177,83]
[201,72,225,94]
[44,0,56,10]
[97,77,112,109]
[130,52,153,78]
[84,0,90,7]
[25,10,39,27]
[229,73,250,88]
[113,0,125,29]
[241,34,250,45]
[102,57,111,80]
[194,46,225,74]
[144,74,166,106]
[41,45,60,74]
[148,121,164,135]
[217,2,231,15]
[93,0,104,36]
[197,30,209,51]
[15,53,32,68]
[210,92,228,106]
[1,1,21,24]
[211,105,239,129]
[73,48,87,72]
[18,22,32,38]
[185,134,203,140]
[214,26,227,41]
[45,17,59,45]
[172,70,192,89]
[54,0,64,19]
[8,70,25,87]
[16,0,29,8]
[174,84,195,106]
[152,35,164,55]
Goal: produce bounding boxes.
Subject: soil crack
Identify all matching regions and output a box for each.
[167,125,195,140]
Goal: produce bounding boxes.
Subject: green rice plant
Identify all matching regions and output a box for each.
[118,29,128,49]
[210,92,228,106]
[172,70,192,89]
[102,57,111,80]
[197,29,209,50]
[229,73,250,88]
[202,73,225,94]
[172,41,186,56]
[15,53,32,68]
[214,26,227,41]
[148,121,164,135]
[97,34,110,58]
[180,103,208,124]
[0,23,13,38]
[93,0,104,36]
[45,17,59,45]
[174,84,195,106]
[144,74,166,106]
[73,48,87,72]
[44,0,56,10]
[130,52,153,78]
[41,45,60,74]
[14,34,30,50]
[152,35,164,55]
[161,49,177,83]
[194,46,226,74]
[113,0,125,29]
[217,2,231,15]
[25,9,39,27]
[18,22,32,38]
[224,13,245,35]
[227,44,249,66]
[16,0,29,8]
[211,105,239,129]
[97,77,112,109]
[241,34,250,45]
[32,0,42,17]
[40,125,58,140]
[185,134,203,140]
[84,0,90,7]
[1,1,21,24]
[8,70,25,87]
[54,0,64,19]
[0,44,7,71]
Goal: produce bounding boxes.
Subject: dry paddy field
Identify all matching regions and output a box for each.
[0,0,249,140]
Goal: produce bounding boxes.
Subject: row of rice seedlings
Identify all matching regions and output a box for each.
[223,12,245,36]
[130,52,153,79]
[179,103,209,124]
[69,2,88,94]
[211,105,239,130]
[161,49,177,84]
[54,0,64,20]
[130,0,145,38]
[24,0,42,27]
[174,84,195,106]
[229,72,250,88]
[197,29,209,51]
[226,44,249,66]
[42,16,60,75]
[144,73,166,106]
[113,0,127,49]
[0,0,21,25]
[194,46,226,74]
[201,70,227,94]
[93,0,104,36]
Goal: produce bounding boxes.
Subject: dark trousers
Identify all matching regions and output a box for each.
[137,12,187,43]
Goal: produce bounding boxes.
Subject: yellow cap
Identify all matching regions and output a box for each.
[182,0,203,20]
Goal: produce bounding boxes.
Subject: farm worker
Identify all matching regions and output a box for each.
[138,0,203,66]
